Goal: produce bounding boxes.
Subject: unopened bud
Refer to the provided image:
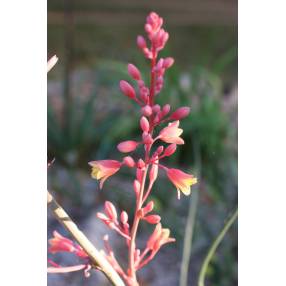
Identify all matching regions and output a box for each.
[144,214,161,224]
[128,63,141,80]
[104,201,117,221]
[137,35,147,49]
[162,104,171,116]
[170,107,190,120]
[163,57,175,69]
[163,143,177,157]
[142,201,154,215]
[152,104,161,113]
[140,116,150,132]
[120,211,128,224]
[117,140,138,153]
[123,156,135,167]
[141,105,153,117]
[149,163,158,183]
[155,146,164,155]
[119,80,136,99]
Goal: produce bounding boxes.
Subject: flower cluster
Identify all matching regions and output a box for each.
[47,231,92,277]
[88,11,197,286]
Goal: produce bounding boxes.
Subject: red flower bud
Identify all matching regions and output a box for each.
[119,80,136,99]
[120,211,128,224]
[163,57,174,69]
[140,116,150,132]
[142,201,154,215]
[104,201,117,221]
[149,163,158,183]
[170,107,190,120]
[155,145,164,155]
[152,104,161,113]
[123,156,135,167]
[144,215,161,224]
[137,35,147,49]
[141,105,153,117]
[117,140,139,153]
[162,104,171,116]
[128,63,141,80]
[163,143,177,157]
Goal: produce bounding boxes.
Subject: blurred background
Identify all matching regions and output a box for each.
[47,0,237,285]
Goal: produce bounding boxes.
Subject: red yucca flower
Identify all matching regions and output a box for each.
[48,11,197,286]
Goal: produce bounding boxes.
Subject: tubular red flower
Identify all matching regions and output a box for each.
[88,160,121,189]
[158,121,184,145]
[166,168,197,196]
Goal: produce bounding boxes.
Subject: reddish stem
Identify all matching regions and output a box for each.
[127,48,157,285]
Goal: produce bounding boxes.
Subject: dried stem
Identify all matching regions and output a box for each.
[47,190,125,286]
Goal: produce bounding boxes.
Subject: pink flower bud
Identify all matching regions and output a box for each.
[120,211,128,224]
[170,107,190,120]
[138,159,146,169]
[141,105,153,117]
[97,212,109,221]
[163,57,174,69]
[144,215,161,224]
[138,80,145,88]
[128,63,141,80]
[123,156,135,167]
[119,80,136,99]
[140,116,150,132]
[155,145,164,155]
[163,143,177,157]
[142,201,154,215]
[137,35,147,49]
[117,140,138,153]
[152,104,161,113]
[162,104,171,116]
[149,163,158,183]
[104,201,117,221]
[133,179,141,196]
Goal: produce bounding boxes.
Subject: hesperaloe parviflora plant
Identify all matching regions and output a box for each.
[47,12,197,286]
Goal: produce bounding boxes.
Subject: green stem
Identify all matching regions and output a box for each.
[179,138,201,286]
[198,207,238,286]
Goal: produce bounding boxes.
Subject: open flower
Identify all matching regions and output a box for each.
[88,160,121,189]
[166,168,197,196]
[147,223,175,255]
[158,121,184,144]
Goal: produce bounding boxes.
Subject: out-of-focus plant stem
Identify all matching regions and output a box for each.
[47,190,125,286]
[198,207,238,286]
[179,138,201,286]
